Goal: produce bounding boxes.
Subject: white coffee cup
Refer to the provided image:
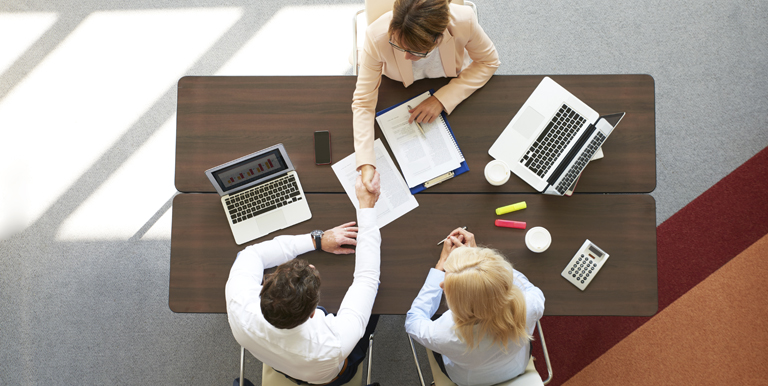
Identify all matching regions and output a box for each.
[525,227,552,253]
[484,160,510,186]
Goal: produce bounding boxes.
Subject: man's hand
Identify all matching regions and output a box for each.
[359,164,380,194]
[321,221,359,255]
[355,171,381,209]
[435,228,477,271]
[408,96,445,124]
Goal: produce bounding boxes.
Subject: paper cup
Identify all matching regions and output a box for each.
[525,227,552,253]
[484,160,510,186]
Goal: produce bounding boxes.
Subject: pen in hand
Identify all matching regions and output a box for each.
[437,226,467,246]
[407,104,426,136]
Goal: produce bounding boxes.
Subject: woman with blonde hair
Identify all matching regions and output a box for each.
[353,0,500,194]
[405,228,545,386]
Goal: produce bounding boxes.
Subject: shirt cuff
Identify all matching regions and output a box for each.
[297,233,316,254]
[357,208,378,228]
[426,268,446,285]
[355,158,377,170]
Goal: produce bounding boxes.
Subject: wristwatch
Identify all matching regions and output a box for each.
[311,230,324,251]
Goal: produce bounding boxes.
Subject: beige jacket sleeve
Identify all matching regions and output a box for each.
[352,4,500,169]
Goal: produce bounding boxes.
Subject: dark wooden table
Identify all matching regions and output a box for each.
[175,75,655,194]
[170,193,657,316]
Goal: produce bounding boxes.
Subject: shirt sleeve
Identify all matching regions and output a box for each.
[513,269,546,333]
[332,208,382,358]
[351,26,386,169]
[225,234,315,306]
[404,268,447,350]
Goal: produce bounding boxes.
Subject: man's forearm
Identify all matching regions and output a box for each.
[340,209,380,309]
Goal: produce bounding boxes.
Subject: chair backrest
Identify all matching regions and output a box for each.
[426,351,544,386]
[262,362,366,386]
[352,0,475,74]
[365,0,466,25]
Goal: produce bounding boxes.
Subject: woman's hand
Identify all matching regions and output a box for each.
[435,227,476,271]
[409,96,445,124]
[359,164,380,194]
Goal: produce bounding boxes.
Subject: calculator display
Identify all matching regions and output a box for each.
[588,245,603,258]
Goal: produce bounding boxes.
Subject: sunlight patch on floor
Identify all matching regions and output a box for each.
[0,12,58,76]
[216,4,360,75]
[141,205,173,240]
[56,117,176,240]
[0,8,242,241]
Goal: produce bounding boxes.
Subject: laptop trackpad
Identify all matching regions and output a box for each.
[512,106,545,140]
[257,210,288,233]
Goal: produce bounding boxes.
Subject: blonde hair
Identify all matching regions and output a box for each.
[443,247,532,351]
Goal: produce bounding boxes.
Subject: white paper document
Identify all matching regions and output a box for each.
[332,139,419,228]
[375,91,463,188]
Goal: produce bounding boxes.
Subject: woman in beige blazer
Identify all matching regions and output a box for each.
[353,0,500,191]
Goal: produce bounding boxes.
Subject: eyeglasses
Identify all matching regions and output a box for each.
[389,35,440,58]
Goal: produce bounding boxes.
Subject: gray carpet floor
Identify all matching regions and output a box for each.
[1,0,766,384]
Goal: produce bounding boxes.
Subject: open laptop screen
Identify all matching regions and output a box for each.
[212,149,289,194]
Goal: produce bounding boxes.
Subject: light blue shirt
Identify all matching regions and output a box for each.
[405,268,545,386]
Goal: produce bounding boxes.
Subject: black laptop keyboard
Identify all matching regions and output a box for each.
[521,104,586,178]
[226,174,302,224]
[554,132,606,195]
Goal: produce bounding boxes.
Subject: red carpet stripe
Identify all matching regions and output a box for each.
[532,146,768,386]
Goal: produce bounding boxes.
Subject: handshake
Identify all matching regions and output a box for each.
[355,169,381,210]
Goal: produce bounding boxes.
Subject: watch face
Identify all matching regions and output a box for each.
[311,230,323,250]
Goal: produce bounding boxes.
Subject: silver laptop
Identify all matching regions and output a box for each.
[205,144,312,245]
[489,77,625,195]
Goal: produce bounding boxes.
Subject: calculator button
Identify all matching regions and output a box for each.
[581,280,585,283]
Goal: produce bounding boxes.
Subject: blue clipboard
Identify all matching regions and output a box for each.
[376,90,469,194]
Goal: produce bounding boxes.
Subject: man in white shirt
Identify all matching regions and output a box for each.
[226,172,381,385]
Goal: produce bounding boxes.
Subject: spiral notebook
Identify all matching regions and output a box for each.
[375,90,468,194]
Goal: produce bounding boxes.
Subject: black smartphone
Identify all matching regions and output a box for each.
[314,130,331,165]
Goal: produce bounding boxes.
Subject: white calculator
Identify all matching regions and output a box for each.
[561,240,609,291]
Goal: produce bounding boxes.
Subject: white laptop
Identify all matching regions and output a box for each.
[489,77,625,195]
[205,144,312,245]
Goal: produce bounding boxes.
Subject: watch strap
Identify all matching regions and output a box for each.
[312,230,323,251]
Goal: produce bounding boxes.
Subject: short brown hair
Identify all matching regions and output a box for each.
[389,0,450,52]
[260,259,321,329]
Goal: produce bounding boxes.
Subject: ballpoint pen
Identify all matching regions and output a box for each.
[437,226,467,245]
[407,104,426,136]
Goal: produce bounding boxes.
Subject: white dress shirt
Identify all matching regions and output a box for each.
[411,47,447,81]
[405,268,545,386]
[225,209,380,384]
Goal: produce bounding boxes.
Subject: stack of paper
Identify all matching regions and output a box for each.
[331,139,418,228]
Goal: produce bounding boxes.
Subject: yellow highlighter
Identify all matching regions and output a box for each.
[496,201,527,215]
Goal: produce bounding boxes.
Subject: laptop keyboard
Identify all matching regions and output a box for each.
[521,104,586,178]
[554,131,606,194]
[226,174,302,224]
